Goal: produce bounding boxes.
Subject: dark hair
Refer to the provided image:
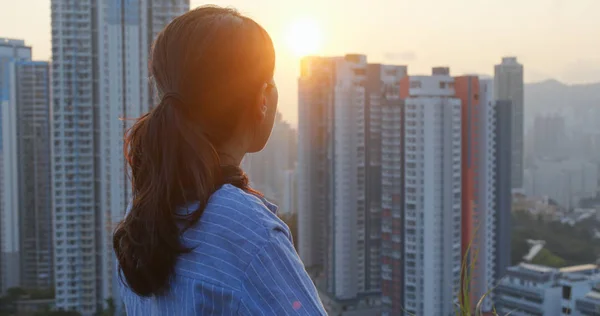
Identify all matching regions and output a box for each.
[113,6,275,296]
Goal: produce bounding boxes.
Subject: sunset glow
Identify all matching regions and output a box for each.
[284,17,323,57]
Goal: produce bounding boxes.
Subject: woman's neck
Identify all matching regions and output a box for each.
[217,145,246,167]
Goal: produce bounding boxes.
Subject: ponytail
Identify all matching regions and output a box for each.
[114,98,222,296]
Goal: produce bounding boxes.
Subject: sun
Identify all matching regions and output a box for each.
[285,17,323,57]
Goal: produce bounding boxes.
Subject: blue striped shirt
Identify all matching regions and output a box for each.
[119,184,327,315]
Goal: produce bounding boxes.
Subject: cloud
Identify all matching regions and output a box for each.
[384,51,417,62]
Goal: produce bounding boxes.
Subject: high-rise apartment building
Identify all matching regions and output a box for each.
[3,61,53,291]
[364,63,408,297]
[380,92,404,315]
[0,38,33,293]
[381,70,463,316]
[298,55,405,308]
[494,99,513,290]
[454,77,513,312]
[494,57,524,190]
[297,56,334,280]
[454,75,484,310]
[50,1,188,313]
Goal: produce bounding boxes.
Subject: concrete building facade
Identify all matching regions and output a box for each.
[3,61,53,291]
[384,72,463,316]
[494,57,524,190]
[495,263,600,316]
[298,55,405,311]
[50,1,188,313]
[0,38,32,293]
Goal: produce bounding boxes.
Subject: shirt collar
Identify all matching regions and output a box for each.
[256,195,279,215]
[172,193,278,216]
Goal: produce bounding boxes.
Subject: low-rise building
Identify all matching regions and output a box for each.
[495,263,600,315]
[575,283,600,315]
[559,265,600,315]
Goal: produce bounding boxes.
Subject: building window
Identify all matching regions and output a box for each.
[410,81,421,89]
[562,286,571,300]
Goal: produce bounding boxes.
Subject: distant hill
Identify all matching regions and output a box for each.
[525,79,600,113]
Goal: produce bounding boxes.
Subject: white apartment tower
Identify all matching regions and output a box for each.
[382,72,463,315]
[50,1,188,313]
[298,55,406,305]
[330,54,368,299]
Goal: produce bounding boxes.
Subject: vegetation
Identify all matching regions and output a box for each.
[0,287,80,316]
[511,211,600,266]
[531,248,567,268]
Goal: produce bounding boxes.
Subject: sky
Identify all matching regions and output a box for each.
[1,0,599,124]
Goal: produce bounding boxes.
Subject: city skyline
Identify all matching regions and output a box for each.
[1,1,600,315]
[297,55,515,315]
[2,0,600,125]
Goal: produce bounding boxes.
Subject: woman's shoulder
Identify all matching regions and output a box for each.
[182,184,290,251]
[175,184,292,283]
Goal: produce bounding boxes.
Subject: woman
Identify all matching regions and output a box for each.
[113,6,327,315]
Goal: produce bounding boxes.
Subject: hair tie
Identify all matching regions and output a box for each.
[160,92,185,105]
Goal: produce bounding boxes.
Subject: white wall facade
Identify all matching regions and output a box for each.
[497,264,600,316]
[51,1,97,312]
[332,55,367,299]
[496,264,562,315]
[403,75,462,316]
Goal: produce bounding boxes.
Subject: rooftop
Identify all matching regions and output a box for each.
[560,264,599,274]
[516,263,556,274]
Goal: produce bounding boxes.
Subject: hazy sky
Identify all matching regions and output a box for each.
[1,0,599,124]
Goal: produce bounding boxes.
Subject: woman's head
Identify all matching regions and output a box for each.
[152,6,277,154]
[114,6,276,296]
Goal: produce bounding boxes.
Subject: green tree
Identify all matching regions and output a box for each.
[531,248,567,268]
[511,211,600,267]
[6,287,27,299]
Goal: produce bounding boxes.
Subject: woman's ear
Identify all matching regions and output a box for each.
[257,83,269,119]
